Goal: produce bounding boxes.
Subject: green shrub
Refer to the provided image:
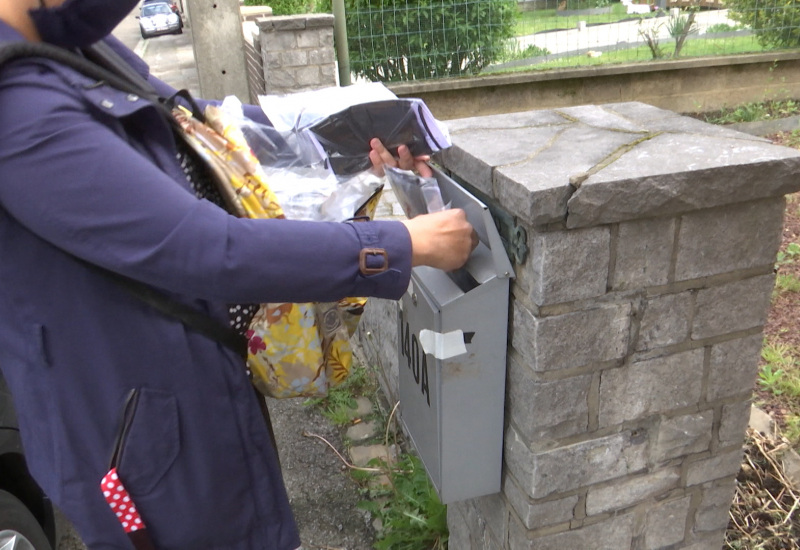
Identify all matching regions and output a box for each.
[243,0,313,15]
[727,0,800,48]
[705,23,741,34]
[345,0,519,81]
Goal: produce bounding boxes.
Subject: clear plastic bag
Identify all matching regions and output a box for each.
[257,84,451,176]
[219,96,384,222]
[384,165,447,218]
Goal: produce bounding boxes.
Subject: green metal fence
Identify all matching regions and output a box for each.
[339,0,799,82]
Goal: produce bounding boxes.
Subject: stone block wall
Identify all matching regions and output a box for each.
[355,102,800,549]
[254,14,337,96]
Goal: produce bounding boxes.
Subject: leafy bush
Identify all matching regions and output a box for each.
[345,0,519,81]
[705,22,741,34]
[498,40,551,63]
[727,0,800,48]
[242,0,313,15]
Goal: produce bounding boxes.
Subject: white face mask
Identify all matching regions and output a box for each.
[29,0,139,48]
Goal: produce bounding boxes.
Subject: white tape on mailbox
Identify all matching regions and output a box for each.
[418,329,467,360]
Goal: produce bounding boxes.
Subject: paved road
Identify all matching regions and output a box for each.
[111,4,145,53]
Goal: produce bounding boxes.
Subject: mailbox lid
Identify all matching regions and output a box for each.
[431,166,515,281]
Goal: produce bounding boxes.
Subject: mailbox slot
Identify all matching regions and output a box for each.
[398,166,514,504]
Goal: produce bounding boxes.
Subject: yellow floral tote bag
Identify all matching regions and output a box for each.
[173,103,378,398]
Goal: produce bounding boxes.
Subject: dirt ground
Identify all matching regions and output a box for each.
[755,131,800,430]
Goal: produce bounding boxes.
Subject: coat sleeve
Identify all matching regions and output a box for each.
[0,68,412,304]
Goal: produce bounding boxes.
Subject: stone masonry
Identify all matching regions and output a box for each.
[354,102,800,549]
[254,14,337,96]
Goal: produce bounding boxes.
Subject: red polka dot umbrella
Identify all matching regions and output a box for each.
[101,468,155,550]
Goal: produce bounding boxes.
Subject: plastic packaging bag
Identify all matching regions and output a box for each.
[384,165,447,218]
[258,84,451,176]
[220,96,384,222]
[208,97,384,398]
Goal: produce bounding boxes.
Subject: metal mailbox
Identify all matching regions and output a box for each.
[398,166,515,504]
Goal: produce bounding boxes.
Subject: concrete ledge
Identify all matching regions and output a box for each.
[387,51,800,120]
[729,115,800,136]
[240,5,272,20]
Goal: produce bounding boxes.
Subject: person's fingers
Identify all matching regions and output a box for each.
[414,158,433,178]
[396,145,416,171]
[370,138,433,178]
[368,148,386,177]
[370,138,395,166]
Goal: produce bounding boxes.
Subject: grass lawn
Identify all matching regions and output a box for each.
[490,33,770,72]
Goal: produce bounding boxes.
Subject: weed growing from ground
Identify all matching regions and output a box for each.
[304,363,450,548]
[772,128,800,149]
[702,99,800,125]
[775,273,800,295]
[759,363,786,395]
[758,340,800,446]
[775,241,800,267]
[304,365,373,426]
[358,454,448,550]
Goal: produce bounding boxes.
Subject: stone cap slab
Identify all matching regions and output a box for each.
[256,13,333,32]
[437,102,800,228]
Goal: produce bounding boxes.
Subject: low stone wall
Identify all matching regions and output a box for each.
[253,14,337,96]
[355,102,800,548]
[388,51,800,120]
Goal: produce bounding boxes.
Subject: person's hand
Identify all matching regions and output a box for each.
[401,209,478,271]
[369,138,433,178]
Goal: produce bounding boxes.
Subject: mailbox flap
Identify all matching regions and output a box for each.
[431,165,515,280]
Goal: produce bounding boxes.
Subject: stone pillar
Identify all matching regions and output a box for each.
[256,14,337,95]
[355,102,800,549]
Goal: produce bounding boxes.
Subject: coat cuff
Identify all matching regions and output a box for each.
[348,220,412,300]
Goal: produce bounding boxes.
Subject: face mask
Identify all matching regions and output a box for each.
[29,0,140,49]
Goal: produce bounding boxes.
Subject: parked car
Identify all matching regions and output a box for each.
[142,0,180,13]
[0,371,57,550]
[138,1,183,39]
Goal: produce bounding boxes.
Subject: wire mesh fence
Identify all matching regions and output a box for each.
[340,0,800,83]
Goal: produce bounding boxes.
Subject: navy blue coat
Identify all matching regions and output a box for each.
[0,24,411,550]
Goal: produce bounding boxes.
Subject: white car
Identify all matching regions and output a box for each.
[138,2,183,39]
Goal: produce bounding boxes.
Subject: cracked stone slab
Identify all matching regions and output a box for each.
[644,113,773,142]
[440,125,566,198]
[555,104,650,133]
[444,109,570,133]
[604,101,683,124]
[566,132,800,228]
[496,125,643,224]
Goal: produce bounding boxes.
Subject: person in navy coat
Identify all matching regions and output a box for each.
[0,1,475,548]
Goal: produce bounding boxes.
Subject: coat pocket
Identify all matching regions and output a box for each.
[111,387,181,496]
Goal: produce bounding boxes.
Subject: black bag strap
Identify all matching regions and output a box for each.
[0,41,247,358]
[101,268,248,359]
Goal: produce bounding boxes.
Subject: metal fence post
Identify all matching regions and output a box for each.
[332,0,351,86]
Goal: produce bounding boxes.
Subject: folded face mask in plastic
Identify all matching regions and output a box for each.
[308,99,451,175]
